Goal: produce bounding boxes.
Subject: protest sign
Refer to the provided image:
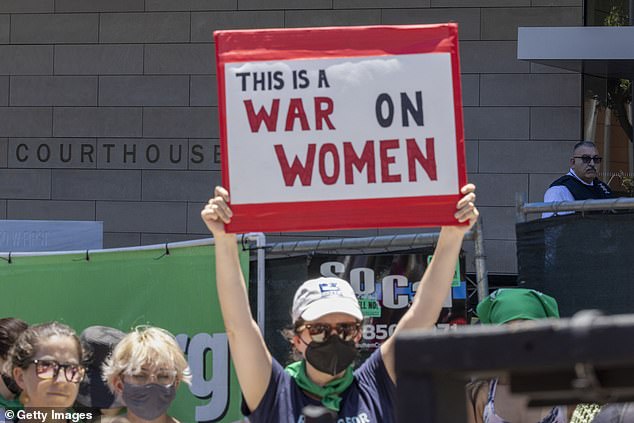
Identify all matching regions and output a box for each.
[215,24,466,233]
[0,243,247,423]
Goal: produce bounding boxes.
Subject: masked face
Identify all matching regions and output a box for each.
[304,335,358,376]
[122,382,176,420]
[296,313,361,376]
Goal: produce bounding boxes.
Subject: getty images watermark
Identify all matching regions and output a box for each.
[4,409,92,422]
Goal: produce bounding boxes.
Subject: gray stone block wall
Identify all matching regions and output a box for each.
[0,78,8,106]
[0,46,53,74]
[99,76,189,107]
[53,107,143,138]
[10,13,99,44]
[531,107,581,140]
[10,76,98,106]
[7,200,95,220]
[0,1,584,275]
[96,201,187,232]
[143,44,215,74]
[0,1,54,14]
[51,169,142,200]
[54,45,143,75]
[0,138,7,167]
[0,169,51,199]
[0,15,11,42]
[0,108,52,137]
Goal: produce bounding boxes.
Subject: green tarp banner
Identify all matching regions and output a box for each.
[0,241,248,422]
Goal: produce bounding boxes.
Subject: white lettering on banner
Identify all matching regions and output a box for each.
[349,268,375,296]
[176,332,229,422]
[337,413,371,423]
[0,230,49,249]
[381,275,409,309]
[362,324,397,342]
[12,410,92,423]
[319,261,452,345]
[320,262,414,310]
[298,413,371,423]
[320,261,345,278]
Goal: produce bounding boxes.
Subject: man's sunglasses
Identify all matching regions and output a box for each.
[573,155,602,164]
[296,322,361,343]
[30,359,85,383]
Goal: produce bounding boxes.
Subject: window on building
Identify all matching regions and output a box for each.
[583,0,633,196]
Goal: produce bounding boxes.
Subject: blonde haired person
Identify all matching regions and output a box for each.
[102,326,191,423]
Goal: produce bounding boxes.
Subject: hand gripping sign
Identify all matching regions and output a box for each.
[215,24,467,233]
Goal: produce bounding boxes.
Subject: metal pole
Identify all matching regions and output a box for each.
[516,192,527,223]
[266,231,479,256]
[246,232,267,335]
[473,218,489,302]
[631,0,634,176]
[603,106,612,176]
[629,103,633,176]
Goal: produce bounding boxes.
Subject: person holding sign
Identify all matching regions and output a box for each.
[201,183,478,422]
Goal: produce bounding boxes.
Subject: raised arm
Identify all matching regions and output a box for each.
[201,187,272,412]
[380,184,478,382]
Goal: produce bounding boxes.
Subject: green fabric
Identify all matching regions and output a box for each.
[285,360,354,412]
[476,288,559,324]
[0,394,22,410]
[0,244,249,422]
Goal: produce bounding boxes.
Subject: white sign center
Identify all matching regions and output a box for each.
[224,53,458,205]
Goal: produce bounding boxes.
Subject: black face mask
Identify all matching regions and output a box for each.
[2,374,21,396]
[304,335,358,376]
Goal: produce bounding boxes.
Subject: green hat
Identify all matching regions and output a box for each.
[476,288,559,325]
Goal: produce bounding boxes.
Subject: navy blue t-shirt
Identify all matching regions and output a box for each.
[244,349,396,423]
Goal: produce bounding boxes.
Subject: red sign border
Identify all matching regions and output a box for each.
[215,24,467,233]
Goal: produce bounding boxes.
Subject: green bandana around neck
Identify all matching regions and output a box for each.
[0,394,23,411]
[285,360,354,412]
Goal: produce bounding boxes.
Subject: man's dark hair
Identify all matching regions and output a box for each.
[573,141,597,153]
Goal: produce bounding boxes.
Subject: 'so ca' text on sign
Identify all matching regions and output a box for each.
[215,24,467,233]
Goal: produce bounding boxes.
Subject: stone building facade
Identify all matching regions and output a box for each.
[0,0,583,274]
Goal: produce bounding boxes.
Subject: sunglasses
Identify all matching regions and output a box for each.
[30,359,85,383]
[296,322,361,343]
[573,155,602,164]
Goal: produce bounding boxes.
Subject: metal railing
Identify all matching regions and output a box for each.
[516,192,634,223]
[265,220,489,303]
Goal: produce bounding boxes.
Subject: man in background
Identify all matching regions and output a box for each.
[542,141,613,218]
